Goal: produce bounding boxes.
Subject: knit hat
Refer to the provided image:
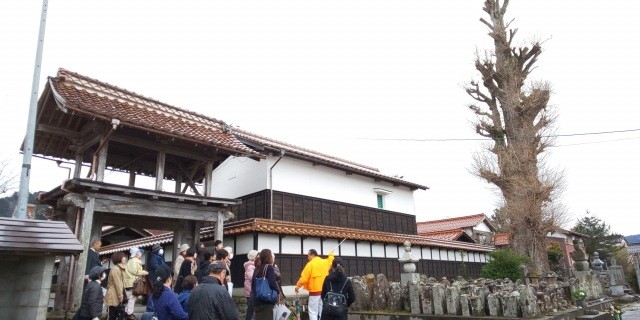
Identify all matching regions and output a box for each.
[89,265,107,280]
[178,244,190,253]
[152,244,162,252]
[130,247,143,257]
[207,261,227,274]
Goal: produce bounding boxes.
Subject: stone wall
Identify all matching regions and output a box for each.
[350,273,600,318]
[0,254,55,320]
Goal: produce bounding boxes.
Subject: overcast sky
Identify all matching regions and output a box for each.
[1,1,639,236]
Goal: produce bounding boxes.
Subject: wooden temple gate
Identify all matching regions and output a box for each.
[33,69,263,312]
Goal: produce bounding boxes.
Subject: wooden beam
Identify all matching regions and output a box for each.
[110,134,218,163]
[128,166,136,187]
[100,214,177,230]
[86,193,231,212]
[37,123,81,139]
[93,198,225,221]
[73,154,83,179]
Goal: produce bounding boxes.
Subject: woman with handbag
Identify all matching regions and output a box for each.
[105,252,128,320]
[251,249,279,320]
[124,247,149,320]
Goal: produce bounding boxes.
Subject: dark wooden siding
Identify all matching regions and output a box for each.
[230,190,418,235]
[230,253,485,287]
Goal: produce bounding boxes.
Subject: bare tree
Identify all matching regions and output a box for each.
[466,0,566,273]
[0,158,17,196]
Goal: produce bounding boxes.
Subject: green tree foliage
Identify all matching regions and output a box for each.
[481,249,530,282]
[547,242,564,273]
[572,212,620,259]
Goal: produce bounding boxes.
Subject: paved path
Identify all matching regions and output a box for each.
[622,302,640,320]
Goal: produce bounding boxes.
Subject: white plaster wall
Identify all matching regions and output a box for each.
[357,242,371,257]
[281,236,302,254]
[431,248,440,260]
[372,243,385,258]
[340,240,356,256]
[303,237,322,254]
[269,156,417,214]
[385,244,399,258]
[258,234,280,253]
[235,234,254,255]
[323,239,339,255]
[474,221,492,233]
[211,156,268,199]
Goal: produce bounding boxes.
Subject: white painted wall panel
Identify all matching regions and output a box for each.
[386,244,399,258]
[323,239,340,256]
[372,243,385,258]
[340,240,356,256]
[432,248,440,260]
[211,156,268,198]
[421,247,431,260]
[303,237,322,254]
[474,222,492,233]
[235,234,254,255]
[258,234,280,253]
[357,242,371,257]
[281,236,302,254]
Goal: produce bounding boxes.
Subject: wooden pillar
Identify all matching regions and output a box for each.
[204,161,213,196]
[72,197,95,310]
[90,211,104,246]
[155,150,166,191]
[128,167,136,187]
[215,212,224,242]
[175,169,182,194]
[73,154,83,178]
[96,140,108,182]
[173,220,200,271]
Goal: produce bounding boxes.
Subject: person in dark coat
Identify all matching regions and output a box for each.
[148,244,166,285]
[174,248,197,294]
[78,265,107,320]
[149,264,188,320]
[251,249,279,320]
[188,261,239,320]
[320,258,355,320]
[197,247,216,282]
[84,240,102,280]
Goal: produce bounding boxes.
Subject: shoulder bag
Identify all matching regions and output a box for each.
[254,265,279,303]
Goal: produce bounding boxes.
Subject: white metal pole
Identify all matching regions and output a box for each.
[15,0,49,219]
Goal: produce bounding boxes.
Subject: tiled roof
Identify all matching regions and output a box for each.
[493,233,510,246]
[99,218,494,255]
[49,68,260,157]
[419,230,471,241]
[417,214,491,233]
[234,129,428,190]
[0,217,83,254]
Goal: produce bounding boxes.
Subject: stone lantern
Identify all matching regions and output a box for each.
[591,252,604,272]
[399,241,420,285]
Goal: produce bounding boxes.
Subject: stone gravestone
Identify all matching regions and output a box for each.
[432,283,446,315]
[487,293,502,317]
[607,257,626,296]
[571,239,590,272]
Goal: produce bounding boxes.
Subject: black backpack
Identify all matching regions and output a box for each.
[322,280,348,316]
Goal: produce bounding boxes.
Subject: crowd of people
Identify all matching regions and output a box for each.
[77,239,355,320]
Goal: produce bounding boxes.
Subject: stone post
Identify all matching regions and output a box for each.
[398,241,420,285]
[432,283,446,315]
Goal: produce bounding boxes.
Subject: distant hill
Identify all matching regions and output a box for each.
[626,234,640,245]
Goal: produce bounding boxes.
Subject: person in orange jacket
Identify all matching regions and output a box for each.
[294,249,334,320]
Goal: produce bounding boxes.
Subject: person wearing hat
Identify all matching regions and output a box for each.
[188,261,239,320]
[77,265,107,320]
[124,247,149,320]
[148,244,165,289]
[173,243,190,283]
[148,264,188,320]
[320,257,355,320]
[174,247,198,294]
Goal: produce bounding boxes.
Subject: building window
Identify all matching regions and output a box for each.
[373,188,392,209]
